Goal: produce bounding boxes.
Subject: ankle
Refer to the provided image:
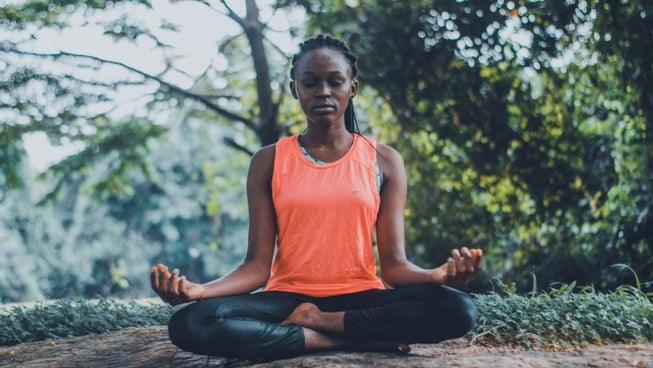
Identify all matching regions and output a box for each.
[303,308,320,325]
[284,303,320,328]
[303,328,343,351]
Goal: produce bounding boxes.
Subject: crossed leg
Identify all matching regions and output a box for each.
[282,303,411,353]
[168,284,476,359]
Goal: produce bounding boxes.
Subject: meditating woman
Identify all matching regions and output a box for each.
[151,34,483,359]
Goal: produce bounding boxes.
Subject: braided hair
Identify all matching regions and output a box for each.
[290,34,360,134]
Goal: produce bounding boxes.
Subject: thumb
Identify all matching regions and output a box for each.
[178,276,189,294]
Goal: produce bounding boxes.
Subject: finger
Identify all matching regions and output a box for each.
[178,276,187,294]
[169,269,180,294]
[159,268,172,293]
[451,249,462,266]
[178,276,193,301]
[447,257,456,279]
[150,266,160,290]
[173,277,188,304]
[473,249,483,269]
[157,264,170,282]
[449,257,466,286]
[452,249,466,272]
[461,247,474,271]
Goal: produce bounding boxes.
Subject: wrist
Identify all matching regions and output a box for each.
[197,283,210,300]
[430,266,447,285]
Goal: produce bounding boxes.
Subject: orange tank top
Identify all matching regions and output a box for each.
[264,134,385,297]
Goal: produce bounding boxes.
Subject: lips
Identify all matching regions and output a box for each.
[312,104,335,112]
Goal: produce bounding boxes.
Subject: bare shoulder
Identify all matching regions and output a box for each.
[248,144,276,183]
[376,142,403,158]
[375,142,407,193]
[376,142,405,171]
[252,143,276,161]
[250,144,275,168]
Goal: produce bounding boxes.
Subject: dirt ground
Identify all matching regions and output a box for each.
[1,326,651,368]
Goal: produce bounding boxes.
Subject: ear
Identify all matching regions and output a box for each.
[350,79,359,99]
[290,81,298,99]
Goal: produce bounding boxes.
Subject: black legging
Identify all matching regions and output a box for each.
[168,284,477,359]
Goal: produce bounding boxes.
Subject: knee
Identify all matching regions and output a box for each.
[449,290,478,337]
[167,306,195,351]
[459,292,478,331]
[167,301,238,357]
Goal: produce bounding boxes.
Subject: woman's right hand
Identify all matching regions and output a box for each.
[151,263,205,305]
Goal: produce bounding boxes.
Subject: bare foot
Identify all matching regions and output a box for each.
[282,302,320,326]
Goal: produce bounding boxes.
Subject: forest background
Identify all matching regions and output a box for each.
[0,0,651,303]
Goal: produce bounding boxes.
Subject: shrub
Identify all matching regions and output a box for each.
[0,298,173,346]
[471,276,653,348]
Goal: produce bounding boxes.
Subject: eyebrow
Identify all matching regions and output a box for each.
[299,70,348,77]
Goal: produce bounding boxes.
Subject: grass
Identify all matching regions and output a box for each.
[1,277,651,348]
[0,298,174,346]
[469,268,653,349]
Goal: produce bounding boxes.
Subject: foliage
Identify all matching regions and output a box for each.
[0,0,152,30]
[0,0,298,196]
[2,0,652,304]
[2,277,651,348]
[0,0,296,302]
[0,173,158,302]
[0,299,173,346]
[471,278,653,348]
[96,118,251,289]
[1,0,163,191]
[285,0,653,292]
[0,117,249,303]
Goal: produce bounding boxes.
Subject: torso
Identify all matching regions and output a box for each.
[264,134,386,297]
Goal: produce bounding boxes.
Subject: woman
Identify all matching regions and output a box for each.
[151,34,483,359]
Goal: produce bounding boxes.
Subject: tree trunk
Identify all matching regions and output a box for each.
[244,0,281,147]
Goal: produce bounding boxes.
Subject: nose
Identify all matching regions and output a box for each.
[315,82,331,97]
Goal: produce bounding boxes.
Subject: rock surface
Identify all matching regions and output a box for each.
[1,326,652,367]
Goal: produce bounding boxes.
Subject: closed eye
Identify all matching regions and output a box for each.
[301,80,317,87]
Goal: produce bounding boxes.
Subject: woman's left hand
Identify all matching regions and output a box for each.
[431,247,483,287]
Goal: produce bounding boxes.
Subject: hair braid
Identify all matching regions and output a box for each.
[290,34,360,134]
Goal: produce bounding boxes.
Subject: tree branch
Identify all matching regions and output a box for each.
[223,137,254,156]
[220,0,246,28]
[10,48,258,132]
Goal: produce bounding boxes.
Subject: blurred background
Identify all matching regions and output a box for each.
[1,0,651,303]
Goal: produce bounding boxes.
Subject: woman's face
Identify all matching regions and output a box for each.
[290,48,358,126]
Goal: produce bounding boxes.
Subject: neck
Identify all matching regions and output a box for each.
[301,124,353,147]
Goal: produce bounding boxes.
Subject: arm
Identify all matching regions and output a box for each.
[374,144,482,288]
[151,145,277,305]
